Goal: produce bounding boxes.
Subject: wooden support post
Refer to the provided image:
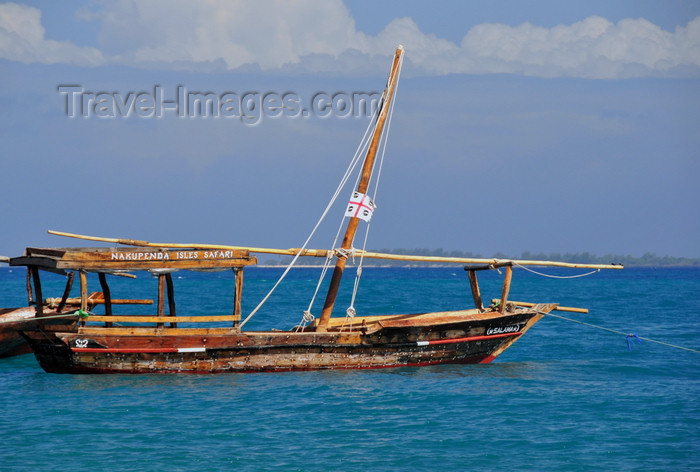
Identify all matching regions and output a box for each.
[57,271,75,313]
[233,268,243,328]
[499,265,513,314]
[98,272,113,327]
[157,274,165,328]
[26,268,34,306]
[467,270,484,311]
[165,273,176,328]
[79,270,88,311]
[30,267,43,319]
[79,270,88,326]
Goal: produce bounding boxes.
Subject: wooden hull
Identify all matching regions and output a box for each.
[20,307,553,373]
[0,307,78,358]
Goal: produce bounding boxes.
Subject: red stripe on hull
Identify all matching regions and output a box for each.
[478,355,497,364]
[70,331,522,354]
[424,332,520,345]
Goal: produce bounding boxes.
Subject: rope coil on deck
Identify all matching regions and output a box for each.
[339,306,357,332]
[293,310,316,332]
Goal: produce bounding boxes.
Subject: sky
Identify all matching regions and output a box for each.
[0,0,699,259]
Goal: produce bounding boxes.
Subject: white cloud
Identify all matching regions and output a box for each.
[457,16,700,78]
[0,2,103,65]
[1,0,698,78]
[93,0,364,70]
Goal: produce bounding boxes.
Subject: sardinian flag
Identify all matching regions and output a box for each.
[345,191,376,222]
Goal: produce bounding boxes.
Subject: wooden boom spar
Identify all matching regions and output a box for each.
[48,230,623,270]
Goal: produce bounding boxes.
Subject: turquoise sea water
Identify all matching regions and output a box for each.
[0,266,698,471]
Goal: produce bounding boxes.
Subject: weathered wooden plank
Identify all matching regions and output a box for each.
[46,297,153,306]
[317,309,490,328]
[63,247,256,270]
[25,247,67,258]
[83,315,242,323]
[12,246,257,271]
[491,299,588,314]
[12,256,60,270]
[75,327,247,336]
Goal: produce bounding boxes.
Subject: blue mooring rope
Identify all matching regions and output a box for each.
[626,333,642,351]
[541,311,700,354]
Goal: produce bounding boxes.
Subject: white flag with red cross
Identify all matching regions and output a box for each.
[345,191,376,222]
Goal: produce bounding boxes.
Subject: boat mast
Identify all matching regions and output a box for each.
[316,46,404,332]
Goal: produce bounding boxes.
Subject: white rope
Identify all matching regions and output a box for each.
[240,113,379,329]
[514,262,600,279]
[243,95,383,328]
[295,251,334,331]
[296,101,385,327]
[340,305,357,332]
[348,265,362,313]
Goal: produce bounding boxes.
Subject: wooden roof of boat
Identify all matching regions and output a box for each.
[10,247,257,271]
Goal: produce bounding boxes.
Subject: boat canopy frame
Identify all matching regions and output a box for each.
[10,247,258,329]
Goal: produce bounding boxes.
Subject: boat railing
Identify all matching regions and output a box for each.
[79,313,242,329]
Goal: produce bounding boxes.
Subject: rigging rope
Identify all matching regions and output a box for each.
[297,53,404,329]
[295,111,380,329]
[541,310,700,354]
[241,103,381,329]
[514,262,600,279]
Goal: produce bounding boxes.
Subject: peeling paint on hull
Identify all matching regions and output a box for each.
[22,309,548,374]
